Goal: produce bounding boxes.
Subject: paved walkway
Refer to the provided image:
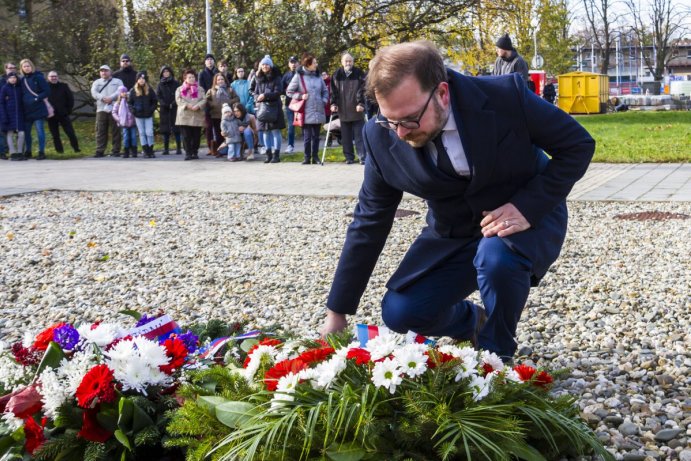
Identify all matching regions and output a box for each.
[0,155,688,201]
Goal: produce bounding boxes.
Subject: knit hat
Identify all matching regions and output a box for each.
[222,103,232,114]
[136,71,148,81]
[118,85,128,93]
[6,71,17,79]
[205,53,215,61]
[495,33,513,51]
[120,54,131,61]
[259,55,274,68]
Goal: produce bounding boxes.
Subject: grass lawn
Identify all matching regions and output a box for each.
[34,111,689,163]
[575,111,690,163]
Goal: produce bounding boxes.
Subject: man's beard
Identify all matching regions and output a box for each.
[403,99,448,148]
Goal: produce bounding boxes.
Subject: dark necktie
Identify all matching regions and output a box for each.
[433,133,457,177]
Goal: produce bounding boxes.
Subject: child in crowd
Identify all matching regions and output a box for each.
[0,72,26,161]
[220,103,242,161]
[112,85,137,158]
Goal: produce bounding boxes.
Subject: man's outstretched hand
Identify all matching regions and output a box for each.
[319,309,348,338]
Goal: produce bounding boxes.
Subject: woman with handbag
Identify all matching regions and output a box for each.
[175,68,206,161]
[250,55,285,163]
[286,53,329,165]
[19,59,50,160]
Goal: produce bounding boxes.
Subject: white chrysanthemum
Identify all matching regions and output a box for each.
[77,323,122,348]
[242,345,278,383]
[505,368,522,383]
[453,347,480,381]
[469,373,493,401]
[0,353,33,393]
[38,369,70,418]
[60,350,99,395]
[366,334,401,362]
[480,351,504,374]
[308,355,347,390]
[438,344,463,357]
[270,372,300,410]
[392,345,427,378]
[371,357,403,394]
[273,341,303,363]
[106,337,171,394]
[1,411,23,431]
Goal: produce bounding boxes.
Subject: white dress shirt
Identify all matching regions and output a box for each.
[428,110,471,177]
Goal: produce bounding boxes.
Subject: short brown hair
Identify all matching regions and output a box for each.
[366,41,447,100]
[301,53,316,68]
[182,67,196,79]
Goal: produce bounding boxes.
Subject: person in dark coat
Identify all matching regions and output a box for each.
[320,41,595,362]
[46,71,80,153]
[198,54,218,153]
[156,65,181,155]
[542,82,556,105]
[0,72,26,160]
[250,55,286,163]
[0,62,17,157]
[19,59,49,160]
[492,33,530,83]
[113,54,137,90]
[281,56,299,153]
[128,71,158,157]
[330,53,367,164]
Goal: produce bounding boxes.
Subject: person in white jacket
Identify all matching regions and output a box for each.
[90,64,123,157]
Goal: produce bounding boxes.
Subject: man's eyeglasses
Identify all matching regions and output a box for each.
[121,59,130,63]
[375,88,437,131]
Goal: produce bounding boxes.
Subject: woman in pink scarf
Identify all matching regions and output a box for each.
[175,68,206,160]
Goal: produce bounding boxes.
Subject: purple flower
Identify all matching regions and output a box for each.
[53,324,80,350]
[135,313,159,327]
[177,331,199,353]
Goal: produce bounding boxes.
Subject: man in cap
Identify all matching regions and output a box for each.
[281,56,299,154]
[113,54,137,90]
[90,64,123,157]
[492,33,529,82]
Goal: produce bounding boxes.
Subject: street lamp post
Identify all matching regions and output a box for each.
[205,0,212,54]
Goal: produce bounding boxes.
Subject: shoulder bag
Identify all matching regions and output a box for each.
[289,74,308,127]
[24,77,54,118]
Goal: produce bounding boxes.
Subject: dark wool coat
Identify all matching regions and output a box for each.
[48,82,74,117]
[21,72,49,121]
[0,82,25,132]
[330,66,366,122]
[156,66,180,134]
[250,67,286,131]
[113,66,138,90]
[326,71,595,314]
[198,66,218,93]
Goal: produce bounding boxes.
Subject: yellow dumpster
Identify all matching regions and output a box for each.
[557,72,609,114]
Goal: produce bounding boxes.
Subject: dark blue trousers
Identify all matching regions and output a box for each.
[381,236,532,360]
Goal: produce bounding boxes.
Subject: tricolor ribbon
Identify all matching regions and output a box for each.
[355,324,436,348]
[126,315,181,341]
[197,330,265,359]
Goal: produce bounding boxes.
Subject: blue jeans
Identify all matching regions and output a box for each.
[262,129,281,152]
[122,127,138,149]
[242,129,254,150]
[381,236,533,360]
[285,107,295,147]
[24,119,46,153]
[135,117,155,146]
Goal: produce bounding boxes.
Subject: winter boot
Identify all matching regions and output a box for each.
[123,147,130,158]
[263,149,273,163]
[207,141,216,156]
[270,150,280,163]
[301,153,310,165]
[162,137,170,155]
[37,151,46,160]
[148,145,156,158]
[0,152,7,160]
[10,153,22,161]
[24,151,32,159]
[131,146,138,158]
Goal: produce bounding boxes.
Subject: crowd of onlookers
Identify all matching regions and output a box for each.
[0,51,373,164]
[1,34,553,163]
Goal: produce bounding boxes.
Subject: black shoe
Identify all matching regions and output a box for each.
[56,149,64,154]
[24,151,32,159]
[175,149,182,155]
[264,150,273,163]
[301,159,310,164]
[270,151,280,163]
[111,153,121,157]
[37,152,46,160]
[471,307,488,349]
[10,153,22,161]
[184,155,192,161]
[192,153,199,159]
[312,157,320,165]
[74,148,81,153]
[345,159,354,164]
[0,153,7,160]
[162,150,170,155]
[94,153,105,158]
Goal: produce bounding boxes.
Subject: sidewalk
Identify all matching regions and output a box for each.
[0,154,688,201]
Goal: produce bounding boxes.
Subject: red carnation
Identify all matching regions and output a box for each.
[346,348,371,366]
[77,409,113,443]
[482,363,495,376]
[243,338,282,368]
[160,337,189,374]
[32,323,66,351]
[513,364,537,381]
[75,365,116,408]
[534,370,553,388]
[11,343,42,366]
[426,351,456,369]
[264,358,308,391]
[23,416,46,454]
[296,347,335,364]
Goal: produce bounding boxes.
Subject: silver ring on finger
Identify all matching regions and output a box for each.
[503,220,511,228]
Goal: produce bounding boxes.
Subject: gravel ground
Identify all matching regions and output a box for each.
[0,191,689,460]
